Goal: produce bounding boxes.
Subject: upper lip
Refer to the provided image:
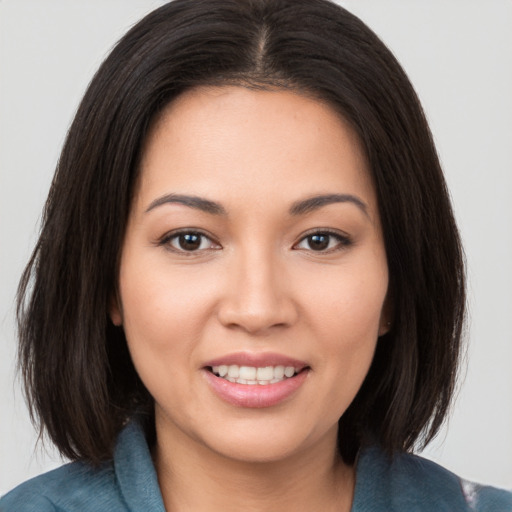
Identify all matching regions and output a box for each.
[203,352,309,370]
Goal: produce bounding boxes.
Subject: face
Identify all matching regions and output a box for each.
[111,86,389,464]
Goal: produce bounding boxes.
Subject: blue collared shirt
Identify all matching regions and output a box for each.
[1,420,511,511]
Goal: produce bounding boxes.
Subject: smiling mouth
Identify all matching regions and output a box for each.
[208,364,306,385]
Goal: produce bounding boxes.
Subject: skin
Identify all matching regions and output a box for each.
[111,86,390,512]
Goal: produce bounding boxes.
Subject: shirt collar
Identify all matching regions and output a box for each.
[113,420,469,512]
[114,419,166,512]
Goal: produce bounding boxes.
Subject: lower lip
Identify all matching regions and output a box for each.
[203,369,309,408]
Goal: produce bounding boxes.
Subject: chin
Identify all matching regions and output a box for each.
[198,419,339,466]
[211,437,308,464]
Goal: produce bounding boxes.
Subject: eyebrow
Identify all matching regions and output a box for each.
[145,192,368,217]
[145,193,227,215]
[289,193,368,217]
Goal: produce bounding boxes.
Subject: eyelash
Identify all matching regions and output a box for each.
[158,230,220,254]
[157,229,352,254]
[293,229,352,253]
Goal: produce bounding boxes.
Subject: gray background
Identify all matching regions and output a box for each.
[1,0,511,495]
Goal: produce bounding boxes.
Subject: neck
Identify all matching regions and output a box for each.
[153,419,355,512]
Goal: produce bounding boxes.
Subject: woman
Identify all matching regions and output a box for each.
[1,0,511,510]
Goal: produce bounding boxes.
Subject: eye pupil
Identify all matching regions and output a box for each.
[308,234,329,251]
[179,233,201,250]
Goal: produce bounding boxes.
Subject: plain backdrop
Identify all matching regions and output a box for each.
[1,0,511,496]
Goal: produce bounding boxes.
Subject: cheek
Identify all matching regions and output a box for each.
[299,261,388,340]
[119,255,216,336]
[117,270,204,414]
[298,260,387,395]
[117,257,211,379]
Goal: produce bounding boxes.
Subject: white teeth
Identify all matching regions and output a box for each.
[274,366,285,379]
[239,366,256,380]
[256,366,274,380]
[284,366,295,378]
[228,365,239,378]
[210,364,302,385]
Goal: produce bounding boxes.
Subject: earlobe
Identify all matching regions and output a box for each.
[109,293,123,326]
[378,291,394,336]
[378,319,392,337]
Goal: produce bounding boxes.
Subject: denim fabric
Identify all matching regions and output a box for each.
[1,420,511,511]
[0,422,165,512]
[353,446,512,511]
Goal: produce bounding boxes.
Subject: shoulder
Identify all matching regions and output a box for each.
[458,479,512,512]
[354,446,512,512]
[0,460,125,512]
[390,451,512,511]
[0,419,164,512]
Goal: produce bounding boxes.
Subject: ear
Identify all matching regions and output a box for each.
[378,290,394,337]
[109,292,123,326]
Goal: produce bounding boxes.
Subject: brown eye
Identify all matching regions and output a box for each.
[307,234,330,251]
[161,231,219,252]
[177,233,202,251]
[294,231,352,253]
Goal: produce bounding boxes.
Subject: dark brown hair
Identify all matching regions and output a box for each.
[17,0,465,465]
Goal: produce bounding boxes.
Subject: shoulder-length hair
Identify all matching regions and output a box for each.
[18,0,465,465]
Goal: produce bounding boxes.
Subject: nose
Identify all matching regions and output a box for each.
[216,248,298,335]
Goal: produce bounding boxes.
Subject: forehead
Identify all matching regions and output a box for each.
[136,86,376,216]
